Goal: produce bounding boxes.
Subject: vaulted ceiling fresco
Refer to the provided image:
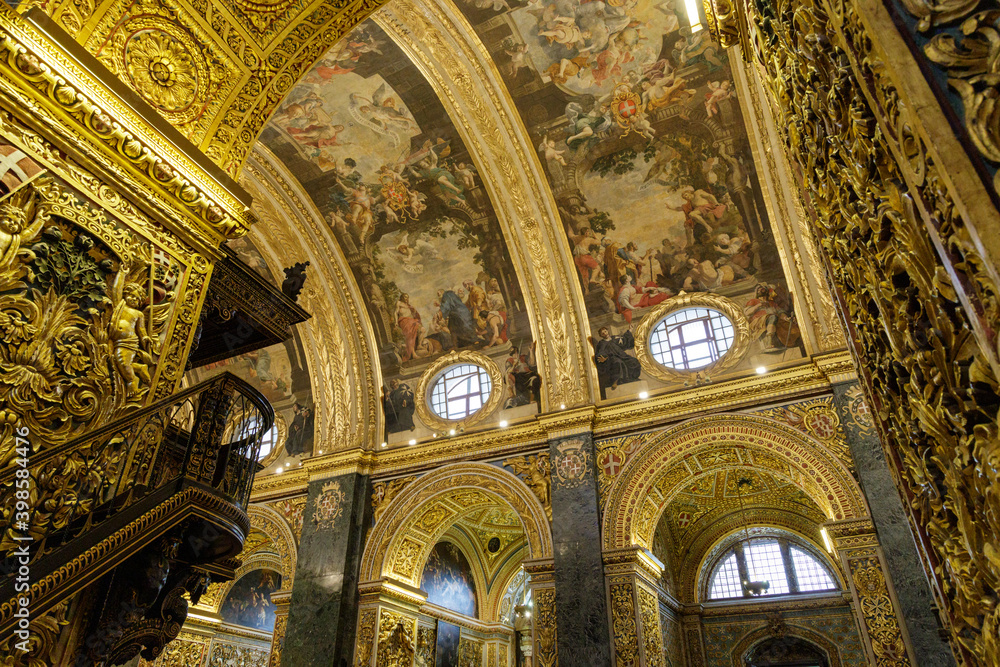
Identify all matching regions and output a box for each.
[260,20,542,442]
[453,0,806,397]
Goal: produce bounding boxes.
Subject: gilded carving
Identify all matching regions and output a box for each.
[850,557,910,666]
[551,439,591,489]
[638,589,664,667]
[609,581,638,665]
[417,626,436,667]
[459,636,483,667]
[269,612,288,667]
[270,496,306,542]
[533,586,558,667]
[207,643,269,667]
[311,480,346,530]
[725,0,1000,658]
[392,537,423,579]
[503,453,551,520]
[377,610,416,667]
[372,476,417,526]
[356,609,377,667]
[25,0,396,173]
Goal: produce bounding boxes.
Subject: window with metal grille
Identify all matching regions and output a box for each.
[649,308,734,370]
[791,547,837,592]
[708,553,743,600]
[706,536,838,600]
[258,423,278,461]
[429,363,493,420]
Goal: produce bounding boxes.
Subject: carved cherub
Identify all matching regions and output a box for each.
[109,274,154,396]
[504,453,551,518]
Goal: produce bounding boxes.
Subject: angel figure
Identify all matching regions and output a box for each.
[109,275,155,396]
[538,134,569,167]
[705,80,733,118]
[503,39,530,77]
[348,84,417,146]
[505,454,551,518]
[565,101,612,150]
[0,174,46,271]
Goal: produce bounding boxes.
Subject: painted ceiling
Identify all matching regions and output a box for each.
[35,0,845,462]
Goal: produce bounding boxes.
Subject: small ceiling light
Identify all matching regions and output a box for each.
[298,461,302,466]
[408,438,417,445]
[499,420,508,428]
[560,403,566,410]
[756,366,767,375]
[380,442,387,448]
[684,0,704,32]
[638,391,649,399]
[433,433,438,438]
[449,428,456,436]
[276,467,283,474]
[319,450,324,454]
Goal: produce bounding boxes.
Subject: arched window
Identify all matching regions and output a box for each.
[706,536,838,601]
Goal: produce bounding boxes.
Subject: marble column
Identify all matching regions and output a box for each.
[282,472,374,666]
[545,425,613,666]
[830,382,956,666]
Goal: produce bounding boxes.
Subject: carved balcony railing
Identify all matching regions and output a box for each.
[0,372,271,610]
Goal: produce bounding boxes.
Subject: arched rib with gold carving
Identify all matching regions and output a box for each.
[360,463,553,589]
[602,414,868,551]
[374,0,597,410]
[241,147,382,451]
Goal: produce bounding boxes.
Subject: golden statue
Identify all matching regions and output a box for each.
[109,277,154,396]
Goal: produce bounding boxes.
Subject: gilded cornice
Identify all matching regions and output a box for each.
[0,7,253,248]
[21,0,394,174]
[688,591,854,617]
[248,352,857,498]
[375,0,597,410]
[242,146,381,452]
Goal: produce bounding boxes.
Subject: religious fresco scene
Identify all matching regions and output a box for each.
[219,568,283,632]
[455,0,805,398]
[260,20,542,441]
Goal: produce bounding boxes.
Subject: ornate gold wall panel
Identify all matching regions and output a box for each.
[0,6,252,242]
[609,579,639,666]
[726,0,1000,658]
[827,521,913,666]
[19,0,394,175]
[375,0,596,410]
[638,589,664,667]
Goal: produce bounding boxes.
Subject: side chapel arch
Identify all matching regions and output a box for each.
[730,625,844,667]
[602,414,868,552]
[206,503,299,613]
[360,462,553,589]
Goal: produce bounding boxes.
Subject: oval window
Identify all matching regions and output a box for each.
[429,363,493,420]
[648,307,735,370]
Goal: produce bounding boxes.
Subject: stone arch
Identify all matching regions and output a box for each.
[602,414,868,551]
[360,463,553,588]
[730,625,843,667]
[207,504,298,613]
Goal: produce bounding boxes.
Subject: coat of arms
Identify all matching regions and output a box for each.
[552,439,591,488]
[611,83,646,137]
[312,480,346,529]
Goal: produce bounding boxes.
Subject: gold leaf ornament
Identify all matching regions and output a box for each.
[125,31,198,113]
